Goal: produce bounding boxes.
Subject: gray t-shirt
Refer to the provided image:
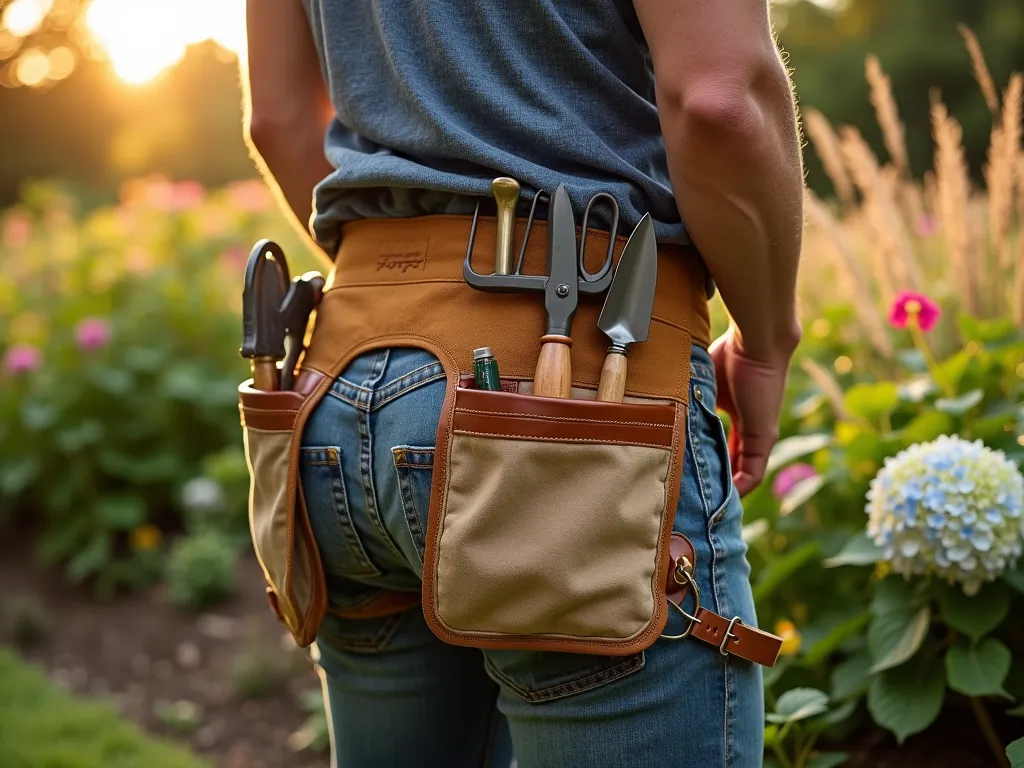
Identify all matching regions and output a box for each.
[301,0,688,255]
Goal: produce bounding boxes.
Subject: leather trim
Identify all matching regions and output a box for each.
[458,374,520,393]
[456,388,675,426]
[689,608,783,667]
[452,412,673,447]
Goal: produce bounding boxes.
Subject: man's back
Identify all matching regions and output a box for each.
[301,0,685,254]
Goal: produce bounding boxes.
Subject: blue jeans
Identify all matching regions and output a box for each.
[300,346,762,767]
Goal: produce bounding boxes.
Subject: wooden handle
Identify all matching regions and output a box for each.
[252,358,280,391]
[533,335,572,398]
[596,351,627,403]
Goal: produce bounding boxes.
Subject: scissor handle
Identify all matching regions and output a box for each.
[579,192,619,284]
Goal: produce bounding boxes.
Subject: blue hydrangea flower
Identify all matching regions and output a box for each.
[866,435,1024,594]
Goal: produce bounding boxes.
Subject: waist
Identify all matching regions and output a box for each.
[303,214,711,404]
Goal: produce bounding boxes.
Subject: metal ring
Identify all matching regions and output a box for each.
[719,616,744,656]
[660,566,702,640]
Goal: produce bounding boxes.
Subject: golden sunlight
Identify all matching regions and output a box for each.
[84,0,244,85]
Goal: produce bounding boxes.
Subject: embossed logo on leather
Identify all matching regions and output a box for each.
[377,242,428,273]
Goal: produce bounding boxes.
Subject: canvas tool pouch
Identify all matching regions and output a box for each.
[240,213,777,664]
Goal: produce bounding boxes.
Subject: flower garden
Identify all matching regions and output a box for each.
[1,47,1022,768]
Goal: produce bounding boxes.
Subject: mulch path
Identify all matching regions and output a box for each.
[0,536,1015,767]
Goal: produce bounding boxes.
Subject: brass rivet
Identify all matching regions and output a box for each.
[694,387,703,402]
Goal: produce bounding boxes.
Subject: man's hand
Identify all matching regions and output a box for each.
[710,328,798,496]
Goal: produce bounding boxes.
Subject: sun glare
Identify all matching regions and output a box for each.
[84,0,244,85]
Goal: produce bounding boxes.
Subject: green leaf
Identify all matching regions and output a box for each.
[1008,737,1024,768]
[1007,703,1024,717]
[941,581,1010,641]
[803,612,872,666]
[806,699,859,735]
[763,724,779,748]
[831,649,872,701]
[945,639,1012,698]
[868,605,931,673]
[780,474,828,516]
[123,346,165,372]
[899,411,954,446]
[766,433,832,475]
[1003,563,1024,595]
[844,382,899,421]
[896,349,927,373]
[937,350,972,389]
[898,376,938,404]
[56,420,105,452]
[867,655,945,743]
[935,389,984,415]
[824,532,882,568]
[752,542,821,603]
[0,456,40,496]
[806,752,850,768]
[99,450,181,483]
[871,577,921,616]
[958,314,1018,344]
[88,367,134,396]
[21,401,58,431]
[67,533,111,583]
[95,495,146,530]
[766,688,830,724]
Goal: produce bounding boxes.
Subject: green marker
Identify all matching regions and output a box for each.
[473,347,502,391]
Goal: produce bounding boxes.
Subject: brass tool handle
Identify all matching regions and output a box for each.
[491,177,520,274]
[596,351,627,403]
[533,335,572,398]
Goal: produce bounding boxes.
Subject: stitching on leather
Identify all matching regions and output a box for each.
[483,653,644,704]
[451,430,671,449]
[454,408,673,429]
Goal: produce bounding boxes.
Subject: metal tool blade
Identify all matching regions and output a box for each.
[597,213,657,352]
[544,184,579,336]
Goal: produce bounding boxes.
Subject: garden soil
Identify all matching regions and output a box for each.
[0,539,1010,767]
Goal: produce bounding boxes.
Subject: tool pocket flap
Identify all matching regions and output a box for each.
[239,379,327,647]
[423,386,684,656]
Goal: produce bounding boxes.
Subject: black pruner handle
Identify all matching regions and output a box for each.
[241,240,291,390]
[279,271,326,390]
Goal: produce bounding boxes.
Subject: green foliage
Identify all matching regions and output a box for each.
[165,531,239,611]
[0,179,312,591]
[228,641,294,701]
[867,655,946,743]
[153,699,204,735]
[1008,737,1024,768]
[765,687,854,768]
[0,648,208,767]
[288,690,331,755]
[945,639,1012,698]
[0,593,52,649]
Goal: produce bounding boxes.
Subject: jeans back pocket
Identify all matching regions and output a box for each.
[392,446,434,566]
[300,446,381,578]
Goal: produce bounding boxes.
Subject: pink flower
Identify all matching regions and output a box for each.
[889,291,941,332]
[227,179,272,213]
[75,317,112,351]
[3,212,31,248]
[915,215,938,238]
[772,463,818,499]
[144,179,205,212]
[3,344,41,375]
[170,181,205,211]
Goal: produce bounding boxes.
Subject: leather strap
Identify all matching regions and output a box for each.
[665,533,782,667]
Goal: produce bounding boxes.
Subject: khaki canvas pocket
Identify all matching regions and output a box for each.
[238,380,327,647]
[422,386,685,656]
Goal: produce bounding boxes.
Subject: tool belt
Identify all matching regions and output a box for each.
[238,213,782,667]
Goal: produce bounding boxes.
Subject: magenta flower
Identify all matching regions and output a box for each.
[915,215,938,238]
[889,291,941,332]
[772,463,818,499]
[3,344,41,375]
[75,317,112,351]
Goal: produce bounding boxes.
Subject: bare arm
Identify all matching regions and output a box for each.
[241,0,335,264]
[635,0,804,494]
[634,0,803,363]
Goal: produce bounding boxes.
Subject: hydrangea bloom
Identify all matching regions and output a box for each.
[866,435,1024,594]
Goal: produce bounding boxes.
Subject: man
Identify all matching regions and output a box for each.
[242,0,802,765]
